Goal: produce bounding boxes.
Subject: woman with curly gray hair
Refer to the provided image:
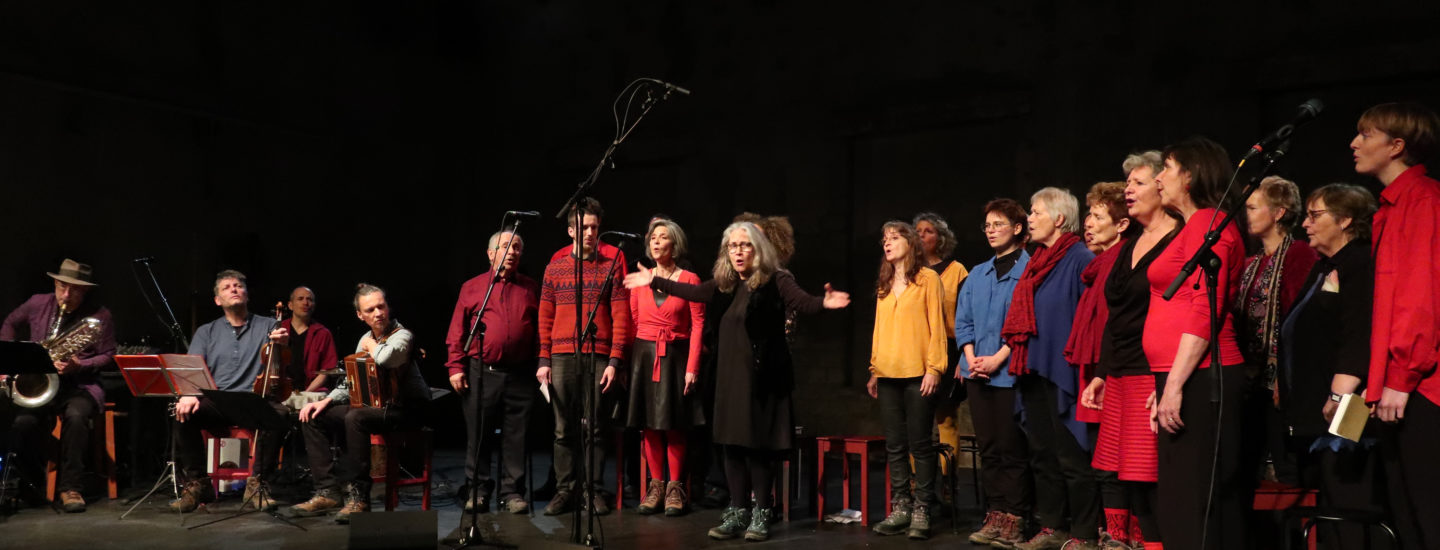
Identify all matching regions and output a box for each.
[911,212,972,497]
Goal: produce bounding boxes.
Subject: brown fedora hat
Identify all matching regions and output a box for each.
[47,259,97,286]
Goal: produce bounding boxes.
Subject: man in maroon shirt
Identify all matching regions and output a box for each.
[283,286,339,393]
[537,197,630,516]
[1354,101,1440,549]
[445,228,540,515]
[0,259,117,513]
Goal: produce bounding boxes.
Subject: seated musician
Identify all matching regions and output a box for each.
[283,286,339,393]
[283,283,431,523]
[0,259,116,513]
[170,270,290,513]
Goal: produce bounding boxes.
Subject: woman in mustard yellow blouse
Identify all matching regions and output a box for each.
[867,221,948,540]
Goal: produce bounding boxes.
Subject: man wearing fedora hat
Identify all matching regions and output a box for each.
[0,258,117,513]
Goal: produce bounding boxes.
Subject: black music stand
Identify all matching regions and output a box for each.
[117,354,215,522]
[186,389,302,531]
[0,341,61,514]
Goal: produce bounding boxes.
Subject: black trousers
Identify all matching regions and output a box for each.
[464,360,534,499]
[1019,374,1100,536]
[877,376,938,504]
[969,382,1032,516]
[549,354,618,494]
[1154,364,1246,550]
[301,404,417,495]
[1381,392,1440,550]
[1,389,96,493]
[172,396,287,483]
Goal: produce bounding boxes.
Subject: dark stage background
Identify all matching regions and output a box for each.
[3,1,1439,441]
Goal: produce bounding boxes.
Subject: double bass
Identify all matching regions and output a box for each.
[253,302,294,400]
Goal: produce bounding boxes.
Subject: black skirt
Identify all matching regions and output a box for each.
[626,338,705,430]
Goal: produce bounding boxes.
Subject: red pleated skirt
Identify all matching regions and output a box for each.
[1091,373,1158,482]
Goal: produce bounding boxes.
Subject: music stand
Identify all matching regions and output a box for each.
[186,389,303,531]
[117,354,215,522]
[0,341,61,514]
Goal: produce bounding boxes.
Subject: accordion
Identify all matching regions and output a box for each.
[343,352,400,408]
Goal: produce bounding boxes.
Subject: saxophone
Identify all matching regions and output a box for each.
[2,304,103,408]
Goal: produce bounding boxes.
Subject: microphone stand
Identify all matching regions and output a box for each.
[454,215,524,550]
[131,258,191,352]
[1159,142,1289,549]
[573,243,625,548]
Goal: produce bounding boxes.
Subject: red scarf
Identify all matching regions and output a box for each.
[1063,239,1124,423]
[1002,232,1082,376]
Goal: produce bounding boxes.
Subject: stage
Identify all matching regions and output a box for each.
[1,449,986,550]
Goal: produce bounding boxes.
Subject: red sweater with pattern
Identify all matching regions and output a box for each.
[539,246,631,365]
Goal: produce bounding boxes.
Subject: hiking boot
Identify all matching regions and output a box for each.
[59,490,85,513]
[663,481,687,516]
[872,497,912,536]
[707,505,752,540]
[282,491,342,518]
[989,512,1027,549]
[464,491,489,513]
[744,506,774,541]
[543,490,574,516]
[502,494,529,514]
[970,510,1003,545]
[1016,527,1072,550]
[638,479,664,515]
[586,491,610,516]
[1060,538,1100,550]
[907,503,931,540]
[335,485,370,524]
[241,476,278,511]
[1097,533,1132,550]
[169,479,215,513]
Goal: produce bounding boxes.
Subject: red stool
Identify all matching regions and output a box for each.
[1253,479,1319,550]
[816,435,890,526]
[203,426,262,494]
[45,402,124,501]
[370,429,433,511]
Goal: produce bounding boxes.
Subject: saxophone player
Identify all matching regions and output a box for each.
[281,284,430,523]
[0,259,117,513]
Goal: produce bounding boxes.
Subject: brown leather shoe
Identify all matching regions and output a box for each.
[169,479,216,513]
[241,476,278,511]
[281,491,342,518]
[637,479,664,515]
[59,490,86,513]
[663,481,687,516]
[335,486,370,524]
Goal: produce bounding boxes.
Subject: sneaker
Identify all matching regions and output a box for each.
[543,491,574,516]
[744,506,774,541]
[59,490,86,513]
[638,479,664,515]
[586,491,610,516]
[335,485,370,524]
[169,479,216,513]
[241,476,278,511]
[663,481,687,516]
[502,495,529,514]
[872,497,912,536]
[970,510,1003,545]
[463,492,490,513]
[282,491,342,518]
[1015,527,1072,550]
[988,512,1027,549]
[907,503,931,540]
[707,505,751,540]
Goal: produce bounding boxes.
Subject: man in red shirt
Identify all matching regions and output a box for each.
[444,228,540,515]
[537,197,630,516]
[1354,101,1440,549]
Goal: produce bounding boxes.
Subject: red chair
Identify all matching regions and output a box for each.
[369,428,433,511]
[203,426,262,494]
[1253,479,1318,550]
[45,402,123,501]
[816,435,890,526]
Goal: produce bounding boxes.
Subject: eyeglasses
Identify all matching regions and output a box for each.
[982,222,1012,232]
[727,242,754,252]
[1305,209,1329,221]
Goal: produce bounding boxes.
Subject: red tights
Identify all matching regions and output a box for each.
[641,429,687,481]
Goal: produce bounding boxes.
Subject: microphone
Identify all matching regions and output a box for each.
[601,231,642,240]
[505,210,540,218]
[1244,99,1323,161]
[649,79,691,96]
[133,256,155,263]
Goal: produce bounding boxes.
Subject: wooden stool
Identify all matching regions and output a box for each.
[203,426,260,494]
[370,428,433,511]
[45,402,123,501]
[816,435,890,526]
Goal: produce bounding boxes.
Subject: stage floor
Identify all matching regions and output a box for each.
[1,449,986,549]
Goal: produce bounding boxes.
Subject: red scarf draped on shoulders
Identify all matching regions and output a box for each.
[1063,239,1125,423]
[1002,232,1083,376]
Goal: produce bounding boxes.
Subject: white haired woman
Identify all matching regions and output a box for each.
[624,221,850,542]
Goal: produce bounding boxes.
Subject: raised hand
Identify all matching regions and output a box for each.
[622,262,655,290]
[822,283,851,309]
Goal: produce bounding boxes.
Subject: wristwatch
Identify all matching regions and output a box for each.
[1328,392,1344,403]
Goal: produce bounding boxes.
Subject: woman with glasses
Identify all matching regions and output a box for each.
[956,198,1035,548]
[624,221,850,542]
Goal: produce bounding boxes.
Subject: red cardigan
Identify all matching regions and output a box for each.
[1369,165,1440,405]
[1144,209,1246,371]
[629,269,705,379]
